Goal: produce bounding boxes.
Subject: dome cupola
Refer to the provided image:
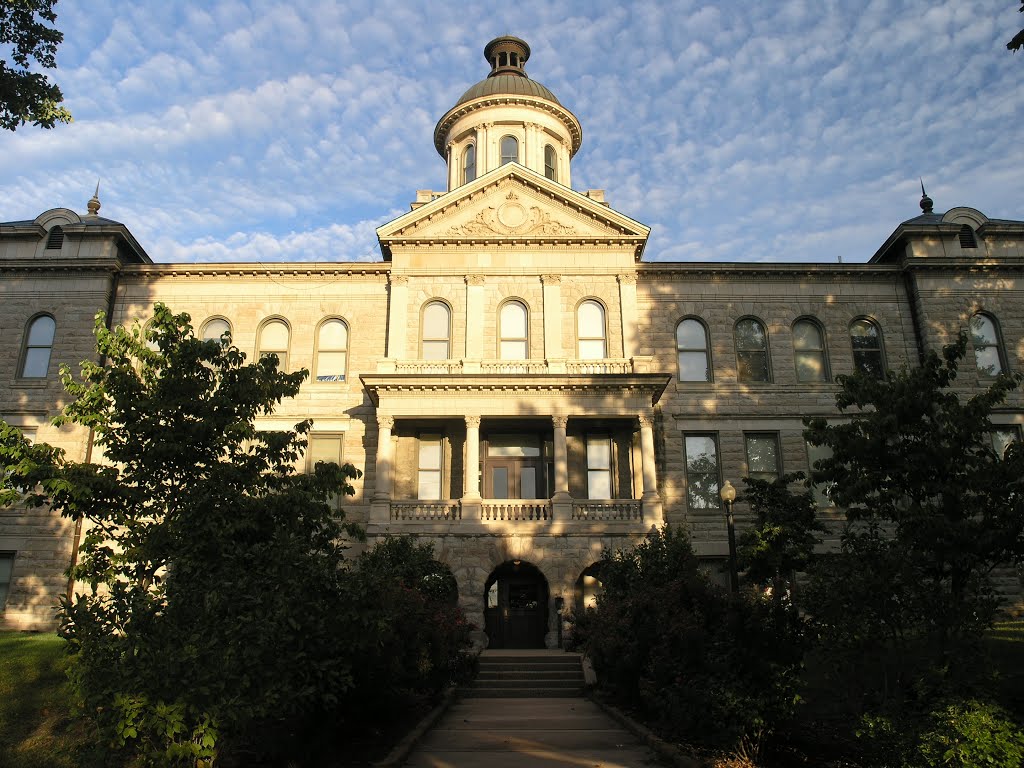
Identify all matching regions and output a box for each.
[434,37,582,191]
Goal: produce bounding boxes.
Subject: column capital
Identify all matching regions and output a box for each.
[465,415,481,428]
[552,415,568,430]
[390,274,408,287]
[638,414,654,429]
[541,274,562,285]
[465,274,486,287]
[617,273,637,285]
[482,121,495,129]
[377,415,395,430]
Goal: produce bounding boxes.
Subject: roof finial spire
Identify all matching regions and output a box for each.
[87,180,101,216]
[919,178,933,214]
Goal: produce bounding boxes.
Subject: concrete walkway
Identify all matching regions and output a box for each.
[403,697,661,768]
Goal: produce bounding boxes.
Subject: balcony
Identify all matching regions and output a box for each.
[384,498,646,530]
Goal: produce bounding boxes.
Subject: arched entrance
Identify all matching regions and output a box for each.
[483,561,549,649]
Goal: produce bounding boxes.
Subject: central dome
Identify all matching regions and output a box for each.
[433,36,582,190]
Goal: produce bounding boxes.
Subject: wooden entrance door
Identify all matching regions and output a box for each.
[483,562,548,649]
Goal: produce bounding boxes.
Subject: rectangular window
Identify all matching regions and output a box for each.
[586,436,613,499]
[991,426,1021,459]
[0,552,14,611]
[805,440,835,507]
[684,434,721,509]
[744,433,780,484]
[418,434,443,500]
[307,434,344,510]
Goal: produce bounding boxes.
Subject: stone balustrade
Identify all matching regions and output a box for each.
[571,500,643,521]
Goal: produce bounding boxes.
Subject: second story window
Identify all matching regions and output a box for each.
[970,313,1004,377]
[577,300,607,359]
[544,144,556,181]
[850,319,884,379]
[793,318,828,382]
[499,300,528,360]
[316,319,349,382]
[500,135,519,165]
[201,317,231,343]
[745,433,781,484]
[463,144,476,184]
[422,301,451,360]
[19,315,56,378]
[735,318,770,382]
[676,318,711,382]
[258,319,290,370]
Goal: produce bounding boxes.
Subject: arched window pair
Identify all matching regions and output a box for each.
[252,317,349,381]
[466,138,555,181]
[419,300,531,360]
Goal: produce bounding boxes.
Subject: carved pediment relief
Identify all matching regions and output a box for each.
[444,191,578,237]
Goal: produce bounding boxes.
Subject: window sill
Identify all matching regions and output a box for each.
[9,379,49,389]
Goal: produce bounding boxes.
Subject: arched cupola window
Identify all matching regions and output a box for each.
[544,145,557,181]
[959,225,978,249]
[500,135,519,165]
[463,144,476,184]
[45,226,64,250]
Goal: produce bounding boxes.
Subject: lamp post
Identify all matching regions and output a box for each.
[720,480,739,594]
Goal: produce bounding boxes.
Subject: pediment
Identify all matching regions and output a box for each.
[377,165,649,256]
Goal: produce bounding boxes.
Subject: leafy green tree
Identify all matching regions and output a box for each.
[2,304,362,765]
[0,0,71,130]
[1009,4,1024,53]
[804,332,1024,695]
[738,473,825,616]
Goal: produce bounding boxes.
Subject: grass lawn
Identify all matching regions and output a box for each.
[986,619,1024,719]
[0,631,84,768]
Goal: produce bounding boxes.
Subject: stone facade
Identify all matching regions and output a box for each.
[2,37,1024,643]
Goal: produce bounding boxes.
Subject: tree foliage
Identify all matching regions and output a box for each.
[1009,4,1024,53]
[0,0,71,130]
[573,526,803,756]
[804,332,1024,701]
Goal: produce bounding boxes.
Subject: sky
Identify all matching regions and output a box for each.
[2,0,1022,264]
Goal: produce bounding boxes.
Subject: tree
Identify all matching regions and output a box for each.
[738,472,825,617]
[0,0,72,130]
[804,332,1024,693]
[2,304,362,764]
[1009,4,1024,53]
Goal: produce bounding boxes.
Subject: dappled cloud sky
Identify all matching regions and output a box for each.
[2,0,1021,263]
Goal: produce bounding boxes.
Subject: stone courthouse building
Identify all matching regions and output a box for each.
[2,37,1023,646]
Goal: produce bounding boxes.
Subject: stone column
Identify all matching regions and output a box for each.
[480,122,493,174]
[542,274,564,370]
[446,142,455,191]
[638,414,664,525]
[618,273,638,361]
[386,275,408,361]
[464,416,482,500]
[369,415,396,524]
[465,275,485,362]
[551,415,572,522]
[561,138,572,188]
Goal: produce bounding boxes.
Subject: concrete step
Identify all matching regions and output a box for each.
[461,687,586,698]
[478,662,581,673]
[477,669,583,681]
[471,678,582,689]
[479,654,581,664]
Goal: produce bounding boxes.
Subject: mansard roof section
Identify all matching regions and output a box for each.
[870,206,1024,264]
[0,207,152,264]
[376,163,650,261]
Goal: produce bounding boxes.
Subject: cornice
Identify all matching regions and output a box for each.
[637,262,901,281]
[0,258,122,275]
[433,94,583,157]
[119,263,391,280]
[361,372,672,407]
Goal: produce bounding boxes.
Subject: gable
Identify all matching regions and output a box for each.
[377,165,649,261]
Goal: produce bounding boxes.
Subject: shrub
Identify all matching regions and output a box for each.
[915,700,1024,768]
[577,526,803,755]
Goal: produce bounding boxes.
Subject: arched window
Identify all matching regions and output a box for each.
[201,317,231,343]
[959,224,978,249]
[544,145,557,181]
[463,144,476,184]
[422,301,451,360]
[499,300,528,360]
[850,319,884,378]
[970,313,1004,376]
[676,318,711,382]
[500,135,518,165]
[258,319,290,370]
[577,300,607,359]
[19,315,56,378]
[735,317,770,382]
[316,318,349,382]
[793,318,828,382]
